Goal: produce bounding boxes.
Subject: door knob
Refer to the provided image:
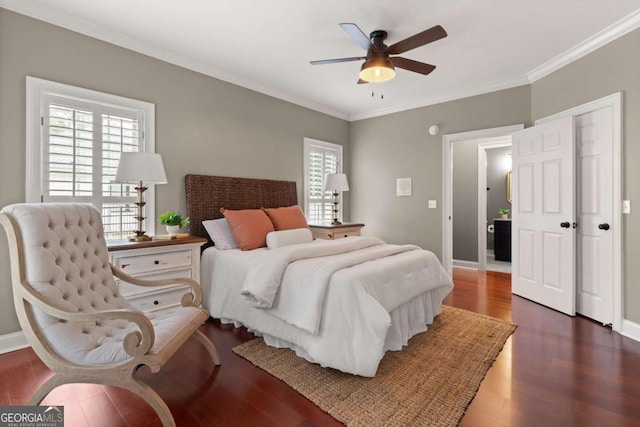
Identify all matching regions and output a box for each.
[598,223,610,231]
[560,222,571,228]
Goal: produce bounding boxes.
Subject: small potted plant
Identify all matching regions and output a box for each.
[498,208,510,219]
[159,211,190,235]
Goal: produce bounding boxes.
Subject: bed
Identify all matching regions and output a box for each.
[186,174,453,377]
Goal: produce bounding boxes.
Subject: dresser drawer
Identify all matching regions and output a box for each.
[115,250,192,275]
[332,229,361,239]
[127,286,191,312]
[117,268,193,298]
[311,226,362,240]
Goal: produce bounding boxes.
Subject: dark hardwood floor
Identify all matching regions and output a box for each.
[1,268,640,426]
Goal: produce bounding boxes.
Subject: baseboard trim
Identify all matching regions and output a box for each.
[621,319,640,343]
[452,259,479,270]
[0,331,29,354]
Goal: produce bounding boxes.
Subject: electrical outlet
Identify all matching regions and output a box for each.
[623,200,631,214]
[428,200,437,209]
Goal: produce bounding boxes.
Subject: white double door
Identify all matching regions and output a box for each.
[511,105,614,324]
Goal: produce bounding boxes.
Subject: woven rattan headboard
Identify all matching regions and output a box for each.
[185,174,298,248]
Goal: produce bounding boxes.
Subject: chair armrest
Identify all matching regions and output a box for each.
[19,285,154,358]
[110,264,203,307]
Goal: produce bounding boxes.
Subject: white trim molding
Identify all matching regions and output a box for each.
[621,320,640,343]
[0,331,29,354]
[452,259,479,270]
[528,9,640,83]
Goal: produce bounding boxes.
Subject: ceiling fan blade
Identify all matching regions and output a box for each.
[339,23,372,50]
[310,56,366,65]
[391,57,436,75]
[388,25,447,55]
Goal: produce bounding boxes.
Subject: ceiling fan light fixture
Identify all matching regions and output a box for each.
[359,57,395,83]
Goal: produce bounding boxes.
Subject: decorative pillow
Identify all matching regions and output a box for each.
[266,228,313,249]
[202,218,238,250]
[263,205,309,231]
[220,208,275,251]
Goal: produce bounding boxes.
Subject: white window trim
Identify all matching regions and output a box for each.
[25,76,157,236]
[303,137,343,224]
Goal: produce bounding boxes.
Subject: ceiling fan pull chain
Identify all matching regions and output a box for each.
[371,87,384,99]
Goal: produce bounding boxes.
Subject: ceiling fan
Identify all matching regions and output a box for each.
[310,23,447,84]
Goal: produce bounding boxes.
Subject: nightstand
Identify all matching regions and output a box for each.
[107,236,207,313]
[309,223,365,240]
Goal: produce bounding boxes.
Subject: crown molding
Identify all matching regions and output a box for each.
[528,8,640,83]
[349,74,530,121]
[0,0,350,121]
[2,1,639,122]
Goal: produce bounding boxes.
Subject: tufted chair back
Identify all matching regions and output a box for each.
[2,203,135,364]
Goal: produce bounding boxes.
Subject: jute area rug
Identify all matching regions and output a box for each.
[232,306,516,427]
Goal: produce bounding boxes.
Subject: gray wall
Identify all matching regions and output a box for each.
[452,139,480,261]
[531,28,640,323]
[486,147,512,250]
[0,9,349,335]
[350,86,531,257]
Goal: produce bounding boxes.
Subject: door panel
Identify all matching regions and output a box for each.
[576,107,613,324]
[512,116,576,315]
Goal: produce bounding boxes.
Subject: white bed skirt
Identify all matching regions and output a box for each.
[219,290,443,375]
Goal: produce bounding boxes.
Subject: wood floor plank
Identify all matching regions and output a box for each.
[1,268,640,426]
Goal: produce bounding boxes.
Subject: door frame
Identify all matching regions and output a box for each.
[535,92,622,331]
[477,138,512,271]
[442,124,524,276]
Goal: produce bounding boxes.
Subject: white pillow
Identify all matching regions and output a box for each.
[266,228,313,249]
[202,218,239,250]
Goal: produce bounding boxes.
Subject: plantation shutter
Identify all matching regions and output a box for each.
[42,95,144,239]
[304,139,342,224]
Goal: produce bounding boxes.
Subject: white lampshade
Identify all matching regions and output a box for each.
[324,173,349,192]
[115,152,168,184]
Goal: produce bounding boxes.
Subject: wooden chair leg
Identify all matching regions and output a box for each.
[28,374,68,405]
[194,329,221,366]
[125,378,176,427]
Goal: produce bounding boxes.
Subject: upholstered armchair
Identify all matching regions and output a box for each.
[0,203,220,427]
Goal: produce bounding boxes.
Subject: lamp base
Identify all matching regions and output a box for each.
[330,219,342,225]
[129,235,152,242]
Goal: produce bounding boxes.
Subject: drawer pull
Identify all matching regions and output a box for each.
[154,260,160,265]
[121,263,130,269]
[153,300,159,305]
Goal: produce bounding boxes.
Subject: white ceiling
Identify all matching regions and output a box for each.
[3,0,640,121]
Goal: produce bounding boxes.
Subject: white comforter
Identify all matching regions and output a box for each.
[201,237,453,376]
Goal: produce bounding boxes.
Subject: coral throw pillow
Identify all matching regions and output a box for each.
[220,208,275,250]
[263,205,309,231]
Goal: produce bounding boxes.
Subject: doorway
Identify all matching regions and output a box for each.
[478,141,512,273]
[442,124,524,276]
[448,137,514,273]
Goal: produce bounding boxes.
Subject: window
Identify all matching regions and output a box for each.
[303,138,343,224]
[26,77,156,240]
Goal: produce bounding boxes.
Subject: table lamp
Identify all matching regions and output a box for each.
[115,152,167,241]
[324,173,349,225]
